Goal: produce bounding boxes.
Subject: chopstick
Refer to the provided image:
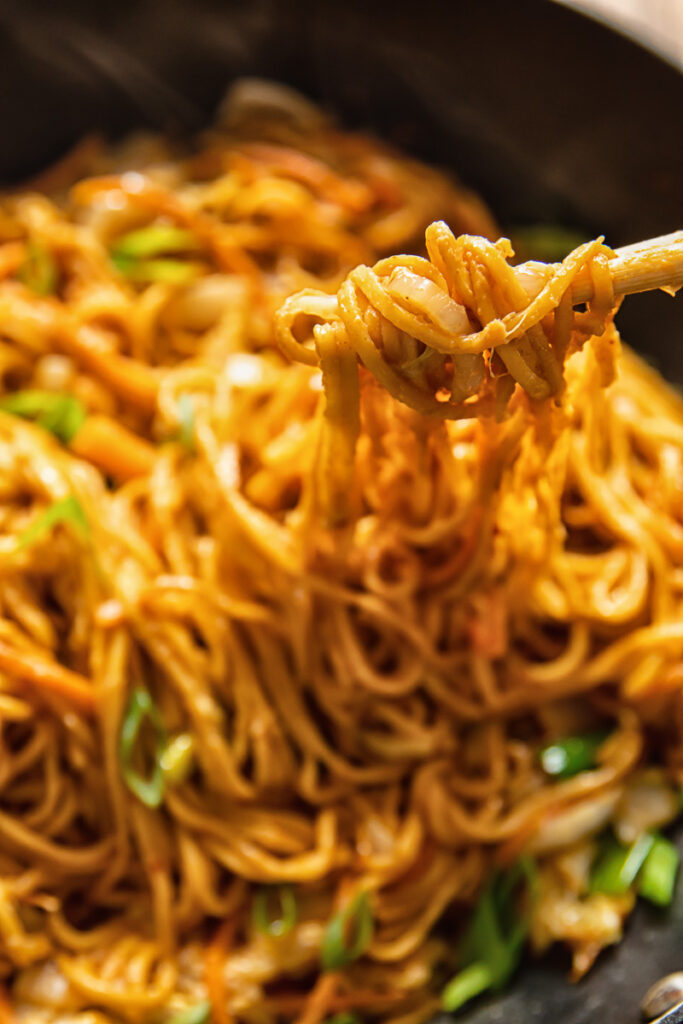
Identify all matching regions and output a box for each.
[518,230,683,305]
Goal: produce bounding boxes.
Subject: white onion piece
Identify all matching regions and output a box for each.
[171,274,247,330]
[528,788,621,855]
[386,267,470,336]
[554,841,596,892]
[451,352,486,399]
[613,771,679,845]
[34,354,75,392]
[514,261,552,300]
[13,960,74,1009]
[224,353,270,388]
[217,78,328,132]
[363,815,396,855]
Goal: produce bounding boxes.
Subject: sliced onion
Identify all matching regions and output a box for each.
[528,788,622,855]
[170,274,247,330]
[13,960,74,1009]
[34,354,75,392]
[217,78,328,132]
[514,261,552,300]
[452,352,486,400]
[224,354,270,389]
[554,841,596,892]
[613,770,679,845]
[386,267,470,336]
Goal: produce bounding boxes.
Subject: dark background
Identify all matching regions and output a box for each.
[0,0,682,1018]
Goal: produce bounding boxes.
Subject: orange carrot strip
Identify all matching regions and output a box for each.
[0,985,13,1024]
[0,241,27,281]
[205,918,236,1024]
[0,639,96,713]
[234,142,373,213]
[58,324,160,413]
[266,986,404,1015]
[293,972,340,1024]
[69,415,156,481]
[0,985,14,1024]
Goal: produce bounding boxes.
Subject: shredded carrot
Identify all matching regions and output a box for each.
[467,587,508,659]
[0,985,13,1024]
[0,241,27,281]
[265,986,404,1015]
[0,639,96,714]
[293,971,340,1024]
[69,415,156,481]
[58,323,161,413]
[234,142,373,213]
[204,917,236,1024]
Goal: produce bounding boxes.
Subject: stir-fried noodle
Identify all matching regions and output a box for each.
[0,90,682,1023]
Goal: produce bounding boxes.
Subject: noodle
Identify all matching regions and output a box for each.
[0,90,681,1023]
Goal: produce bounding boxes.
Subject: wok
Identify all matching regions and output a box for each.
[0,0,682,1020]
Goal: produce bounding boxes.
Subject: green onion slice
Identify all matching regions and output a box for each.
[119,687,167,808]
[253,885,298,938]
[539,731,607,780]
[324,1014,362,1024]
[321,891,373,971]
[639,834,679,907]
[110,225,201,285]
[0,390,86,443]
[441,857,537,1013]
[590,832,655,895]
[111,225,197,260]
[112,255,201,285]
[165,1002,211,1024]
[177,394,195,452]
[18,495,89,551]
[19,240,58,295]
[442,961,495,1014]
[160,732,195,786]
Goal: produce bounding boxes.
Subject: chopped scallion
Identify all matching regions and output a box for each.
[441,858,537,1014]
[0,390,86,443]
[590,832,654,895]
[119,687,167,808]
[539,731,607,780]
[324,1014,362,1024]
[165,1002,211,1024]
[253,885,298,938]
[442,961,495,1013]
[112,255,201,285]
[110,224,201,285]
[160,732,195,786]
[639,834,679,907]
[19,240,58,295]
[111,224,197,260]
[18,495,89,551]
[321,891,373,971]
[177,394,196,452]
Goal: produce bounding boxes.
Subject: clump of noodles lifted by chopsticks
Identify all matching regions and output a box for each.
[276,223,620,525]
[0,82,683,1024]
